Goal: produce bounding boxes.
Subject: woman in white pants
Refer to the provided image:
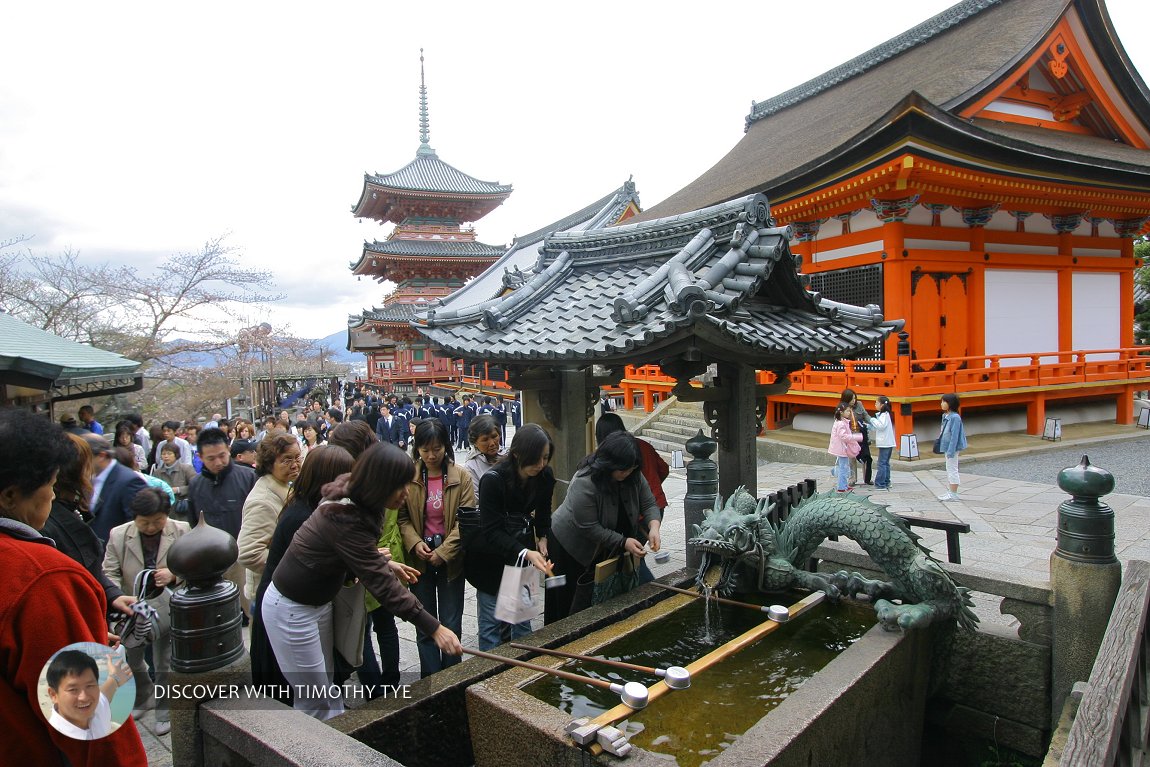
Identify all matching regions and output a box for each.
[936,393,968,502]
[262,443,462,719]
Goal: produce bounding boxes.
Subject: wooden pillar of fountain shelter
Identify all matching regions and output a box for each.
[513,365,599,505]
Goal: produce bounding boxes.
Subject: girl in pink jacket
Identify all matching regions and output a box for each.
[828,405,863,492]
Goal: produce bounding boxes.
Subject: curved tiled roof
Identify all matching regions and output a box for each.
[358,302,421,323]
[640,0,1150,222]
[427,180,643,317]
[417,194,900,366]
[0,312,143,399]
[747,0,1002,127]
[363,239,505,258]
[366,152,512,197]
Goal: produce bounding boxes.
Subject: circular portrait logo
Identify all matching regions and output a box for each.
[38,642,135,740]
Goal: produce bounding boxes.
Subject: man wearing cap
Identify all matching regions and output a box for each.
[230,439,258,468]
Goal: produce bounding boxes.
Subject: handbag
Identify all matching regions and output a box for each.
[588,553,640,606]
[332,579,367,666]
[456,505,481,551]
[108,569,162,649]
[494,552,542,625]
[933,418,948,454]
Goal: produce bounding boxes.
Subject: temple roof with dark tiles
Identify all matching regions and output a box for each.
[356,302,421,324]
[416,194,901,368]
[640,0,1150,222]
[362,239,505,258]
[363,154,512,197]
[430,180,642,314]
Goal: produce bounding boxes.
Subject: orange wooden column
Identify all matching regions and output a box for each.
[1027,393,1047,436]
[1120,246,1135,348]
[967,264,986,359]
[882,219,909,363]
[1057,268,1074,360]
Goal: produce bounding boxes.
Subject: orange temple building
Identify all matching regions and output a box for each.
[347,52,511,390]
[626,0,1150,438]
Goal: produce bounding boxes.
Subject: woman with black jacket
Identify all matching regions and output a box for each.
[466,424,555,650]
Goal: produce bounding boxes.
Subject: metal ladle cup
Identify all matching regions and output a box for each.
[609,681,649,709]
[656,665,691,689]
[545,573,567,589]
[543,566,566,589]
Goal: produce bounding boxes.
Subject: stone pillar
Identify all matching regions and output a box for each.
[713,362,759,500]
[683,430,719,570]
[166,513,251,767]
[1049,456,1122,729]
[556,367,593,484]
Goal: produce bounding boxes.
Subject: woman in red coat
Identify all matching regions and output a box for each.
[0,407,147,767]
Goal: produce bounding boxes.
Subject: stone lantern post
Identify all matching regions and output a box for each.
[1049,455,1121,728]
[683,429,719,569]
[165,512,251,766]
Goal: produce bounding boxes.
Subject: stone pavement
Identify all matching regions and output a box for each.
[138,437,1150,766]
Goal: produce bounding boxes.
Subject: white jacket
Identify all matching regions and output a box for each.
[868,411,896,449]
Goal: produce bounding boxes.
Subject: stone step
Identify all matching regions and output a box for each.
[657,414,709,429]
[643,435,688,455]
[640,427,700,446]
[641,422,705,439]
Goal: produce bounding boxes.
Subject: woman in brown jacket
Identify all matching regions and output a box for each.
[398,419,474,677]
[263,442,461,719]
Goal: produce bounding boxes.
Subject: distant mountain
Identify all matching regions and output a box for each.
[160,331,362,369]
[313,330,362,365]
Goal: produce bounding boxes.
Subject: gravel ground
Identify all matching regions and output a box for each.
[963,433,1150,497]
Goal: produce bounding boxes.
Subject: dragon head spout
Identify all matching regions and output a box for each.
[688,487,776,591]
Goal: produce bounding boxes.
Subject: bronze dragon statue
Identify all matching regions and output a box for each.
[688,487,978,632]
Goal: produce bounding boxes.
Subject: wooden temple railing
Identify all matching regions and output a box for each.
[619,346,1150,412]
[369,358,459,383]
[620,365,675,412]
[1061,560,1150,766]
[788,346,1150,397]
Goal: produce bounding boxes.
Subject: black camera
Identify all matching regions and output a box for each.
[423,534,444,550]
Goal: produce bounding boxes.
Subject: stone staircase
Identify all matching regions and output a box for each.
[636,400,708,455]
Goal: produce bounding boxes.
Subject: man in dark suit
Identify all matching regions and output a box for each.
[375,405,408,450]
[84,435,148,542]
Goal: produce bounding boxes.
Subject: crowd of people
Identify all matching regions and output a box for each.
[2,380,971,762]
[0,384,676,761]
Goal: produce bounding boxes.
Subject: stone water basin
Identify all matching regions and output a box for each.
[523,593,874,766]
[467,582,930,767]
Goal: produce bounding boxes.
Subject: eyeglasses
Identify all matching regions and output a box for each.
[277,455,302,465]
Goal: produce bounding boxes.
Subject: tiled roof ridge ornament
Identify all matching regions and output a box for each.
[812,297,886,326]
[612,228,716,323]
[416,49,437,159]
[502,264,529,289]
[611,193,782,324]
[483,252,573,330]
[665,262,710,318]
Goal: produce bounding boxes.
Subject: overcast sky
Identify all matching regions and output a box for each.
[2,1,1147,343]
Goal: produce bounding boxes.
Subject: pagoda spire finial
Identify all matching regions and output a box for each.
[417,48,437,158]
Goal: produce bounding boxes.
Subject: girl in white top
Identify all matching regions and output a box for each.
[868,396,897,490]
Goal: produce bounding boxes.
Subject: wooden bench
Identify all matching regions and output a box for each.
[767,480,970,565]
[894,514,970,564]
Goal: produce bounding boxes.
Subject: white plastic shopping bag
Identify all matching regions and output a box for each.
[495,552,542,624]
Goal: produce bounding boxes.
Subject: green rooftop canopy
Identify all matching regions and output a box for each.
[0,311,143,406]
